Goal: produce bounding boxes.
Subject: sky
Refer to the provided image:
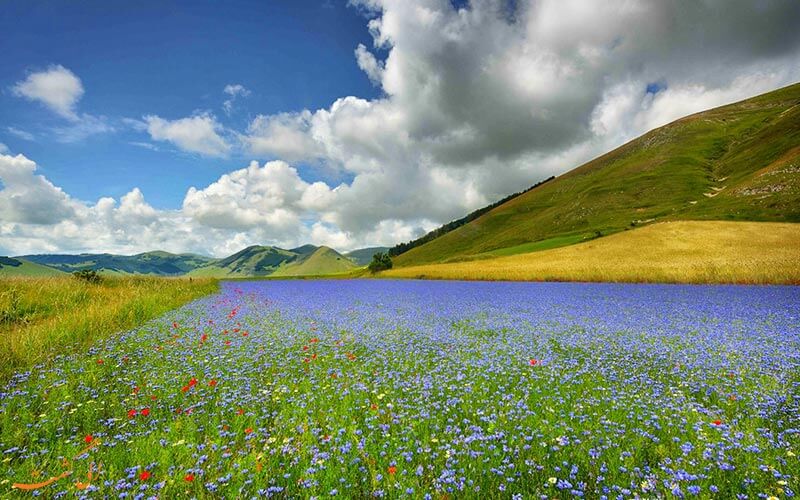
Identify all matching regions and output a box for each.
[2,0,800,257]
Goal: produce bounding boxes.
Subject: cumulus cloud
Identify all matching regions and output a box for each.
[11,65,84,120]
[144,113,231,157]
[0,153,77,225]
[7,1,800,255]
[10,65,114,142]
[237,0,800,244]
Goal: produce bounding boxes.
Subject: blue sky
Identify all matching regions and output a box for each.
[2,0,799,256]
[1,0,379,207]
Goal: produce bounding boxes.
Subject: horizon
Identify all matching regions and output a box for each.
[2,0,800,257]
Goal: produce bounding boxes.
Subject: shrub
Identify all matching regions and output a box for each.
[368,252,393,273]
[73,269,102,283]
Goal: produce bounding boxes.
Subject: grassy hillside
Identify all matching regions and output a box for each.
[272,246,358,276]
[21,251,214,275]
[384,221,800,284]
[0,257,67,277]
[395,83,800,266]
[0,276,218,380]
[345,247,389,266]
[187,245,297,277]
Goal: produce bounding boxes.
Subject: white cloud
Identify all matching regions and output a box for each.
[0,153,77,225]
[355,44,384,85]
[144,113,231,157]
[6,126,35,141]
[11,65,84,120]
[244,111,325,161]
[6,1,800,255]
[223,84,251,115]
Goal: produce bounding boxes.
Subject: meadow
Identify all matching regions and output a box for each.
[384,221,800,285]
[1,279,798,498]
[0,276,218,381]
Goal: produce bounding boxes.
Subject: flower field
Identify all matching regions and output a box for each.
[1,279,799,498]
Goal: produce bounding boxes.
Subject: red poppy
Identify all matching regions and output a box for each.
[133,386,140,394]
[712,419,722,426]
[311,353,317,360]
[188,378,198,387]
[529,359,538,366]
[244,427,253,434]
[209,379,218,387]
[242,332,249,337]
[127,409,137,418]
[139,470,151,481]
[184,473,195,482]
[84,434,93,444]
[388,466,397,475]
[140,408,150,417]
[302,345,309,351]
[310,337,319,343]
[225,340,231,346]
[201,334,208,342]
[236,408,245,416]
[181,385,190,393]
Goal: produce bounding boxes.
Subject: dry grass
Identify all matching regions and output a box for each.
[383,221,800,284]
[0,276,218,380]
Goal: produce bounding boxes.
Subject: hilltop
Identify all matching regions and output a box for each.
[394,83,800,266]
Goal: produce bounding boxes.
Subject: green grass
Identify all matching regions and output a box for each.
[447,233,590,262]
[271,246,357,276]
[0,258,67,277]
[383,220,800,284]
[395,82,800,266]
[0,276,218,381]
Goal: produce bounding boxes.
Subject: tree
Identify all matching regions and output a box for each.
[368,252,393,273]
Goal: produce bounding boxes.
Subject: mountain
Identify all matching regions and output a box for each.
[394,82,800,266]
[187,246,297,277]
[345,247,390,266]
[0,257,67,277]
[20,251,215,276]
[271,246,357,276]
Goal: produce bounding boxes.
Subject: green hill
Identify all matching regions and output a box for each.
[272,246,358,276]
[395,82,800,266]
[0,257,67,277]
[21,251,214,275]
[187,246,297,277]
[345,247,389,266]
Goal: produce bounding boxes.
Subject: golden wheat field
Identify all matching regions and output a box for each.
[382,221,800,284]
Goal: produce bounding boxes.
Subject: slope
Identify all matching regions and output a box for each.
[271,246,358,276]
[383,221,800,284]
[187,246,297,278]
[394,82,800,266]
[0,257,67,277]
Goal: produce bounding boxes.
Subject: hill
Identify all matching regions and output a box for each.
[0,257,67,277]
[271,246,358,276]
[383,221,800,284]
[345,247,390,266]
[187,246,297,277]
[21,251,214,276]
[394,83,800,266]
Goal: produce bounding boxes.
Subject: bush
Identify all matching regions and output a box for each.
[73,269,102,283]
[368,252,393,273]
